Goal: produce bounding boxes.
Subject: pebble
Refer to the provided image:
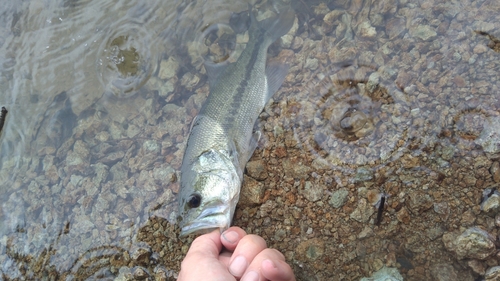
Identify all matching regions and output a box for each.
[410,25,437,41]
[467,259,486,275]
[240,175,265,205]
[491,162,500,183]
[357,21,377,39]
[475,116,500,154]
[158,57,179,80]
[360,266,403,281]
[299,181,323,202]
[442,227,496,260]
[282,158,311,179]
[430,263,459,281]
[481,192,500,215]
[485,266,500,281]
[328,188,349,208]
[296,238,325,260]
[473,44,488,54]
[350,198,374,223]
[246,160,268,180]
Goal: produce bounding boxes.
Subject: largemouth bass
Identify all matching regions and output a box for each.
[178,6,295,236]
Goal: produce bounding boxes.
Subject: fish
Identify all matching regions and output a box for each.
[177,6,295,236]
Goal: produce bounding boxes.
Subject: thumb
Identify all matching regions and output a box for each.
[184,229,222,259]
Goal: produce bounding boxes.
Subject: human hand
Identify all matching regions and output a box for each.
[178,226,296,281]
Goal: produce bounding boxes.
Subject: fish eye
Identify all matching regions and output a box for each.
[187,193,202,208]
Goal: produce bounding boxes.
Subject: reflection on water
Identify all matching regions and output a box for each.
[0,0,499,280]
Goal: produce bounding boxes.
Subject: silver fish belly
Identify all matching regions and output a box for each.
[177,6,295,236]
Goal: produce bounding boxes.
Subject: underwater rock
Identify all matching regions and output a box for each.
[475,116,500,154]
[481,188,500,215]
[442,227,496,260]
[159,57,179,80]
[491,161,500,183]
[360,266,403,281]
[430,263,459,281]
[485,266,500,281]
[409,25,437,41]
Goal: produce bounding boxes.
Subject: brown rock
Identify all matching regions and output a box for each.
[246,160,268,180]
[240,175,265,205]
[473,44,488,54]
[396,207,411,224]
[468,259,487,275]
[491,161,500,183]
[385,18,406,39]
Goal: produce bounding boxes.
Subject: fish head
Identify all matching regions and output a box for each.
[178,149,242,237]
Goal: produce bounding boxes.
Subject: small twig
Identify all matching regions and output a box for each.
[0,106,7,134]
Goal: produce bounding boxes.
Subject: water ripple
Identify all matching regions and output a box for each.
[287,62,413,171]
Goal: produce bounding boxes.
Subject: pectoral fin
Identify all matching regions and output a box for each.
[265,62,289,103]
[246,131,261,162]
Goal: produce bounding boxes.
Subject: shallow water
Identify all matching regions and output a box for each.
[0,0,499,280]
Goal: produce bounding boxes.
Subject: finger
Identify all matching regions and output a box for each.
[184,229,222,260]
[179,229,224,281]
[220,226,247,251]
[241,249,295,281]
[226,234,267,278]
[261,258,296,281]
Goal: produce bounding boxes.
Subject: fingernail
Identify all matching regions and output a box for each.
[229,255,248,277]
[241,271,259,281]
[221,230,239,244]
[263,259,276,269]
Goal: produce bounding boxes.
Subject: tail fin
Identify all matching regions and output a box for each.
[263,7,295,43]
[248,5,295,45]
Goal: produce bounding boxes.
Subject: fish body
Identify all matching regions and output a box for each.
[178,6,295,236]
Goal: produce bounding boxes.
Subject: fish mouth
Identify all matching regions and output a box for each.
[179,204,232,237]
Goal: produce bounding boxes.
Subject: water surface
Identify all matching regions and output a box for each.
[0,0,499,280]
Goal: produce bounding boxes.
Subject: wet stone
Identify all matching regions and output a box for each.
[110,162,129,181]
[300,181,323,203]
[296,238,325,260]
[443,227,496,260]
[475,116,500,154]
[328,188,349,208]
[468,259,487,275]
[354,167,373,182]
[360,266,403,281]
[132,267,150,280]
[396,207,411,224]
[246,160,268,180]
[407,190,434,214]
[350,198,374,223]
[410,25,437,41]
[485,266,500,281]
[386,18,406,39]
[357,21,377,39]
[159,57,179,80]
[491,161,500,183]
[282,158,311,179]
[430,263,459,281]
[240,175,265,205]
[481,193,500,215]
[91,163,109,186]
[132,247,152,266]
